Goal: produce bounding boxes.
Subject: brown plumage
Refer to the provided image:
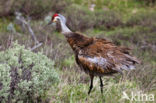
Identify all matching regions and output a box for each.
[48,13,140,94]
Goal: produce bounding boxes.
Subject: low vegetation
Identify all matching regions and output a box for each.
[0,0,155,103]
[0,43,59,103]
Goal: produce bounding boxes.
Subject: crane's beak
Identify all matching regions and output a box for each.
[48,21,53,25]
[44,18,57,28]
[52,17,57,23]
[44,21,54,28]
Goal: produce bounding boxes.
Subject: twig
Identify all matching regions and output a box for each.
[15,12,42,50]
[15,12,39,44]
[31,43,43,51]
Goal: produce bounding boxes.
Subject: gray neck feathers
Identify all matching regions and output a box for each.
[58,14,71,34]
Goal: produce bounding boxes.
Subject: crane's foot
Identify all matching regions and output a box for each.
[88,84,93,95]
[100,85,103,94]
[88,75,94,95]
[99,76,103,94]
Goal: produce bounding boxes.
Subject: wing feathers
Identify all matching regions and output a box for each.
[76,38,139,75]
[67,33,139,75]
[78,55,117,75]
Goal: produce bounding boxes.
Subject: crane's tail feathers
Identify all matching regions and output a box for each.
[114,55,140,72]
[114,64,136,72]
[121,65,135,71]
[124,54,141,64]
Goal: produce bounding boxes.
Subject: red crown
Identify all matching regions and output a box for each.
[52,13,59,20]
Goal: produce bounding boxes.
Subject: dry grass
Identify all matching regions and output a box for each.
[0,0,155,102]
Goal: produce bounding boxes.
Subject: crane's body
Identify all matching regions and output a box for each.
[49,13,140,94]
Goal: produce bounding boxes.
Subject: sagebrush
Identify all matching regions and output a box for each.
[0,42,59,103]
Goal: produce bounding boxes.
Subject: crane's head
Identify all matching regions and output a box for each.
[47,13,66,25]
[46,13,71,33]
[51,13,59,23]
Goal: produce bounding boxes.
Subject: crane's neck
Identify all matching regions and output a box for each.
[59,18,71,34]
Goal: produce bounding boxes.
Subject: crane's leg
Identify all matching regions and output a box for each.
[88,74,94,95]
[99,76,103,93]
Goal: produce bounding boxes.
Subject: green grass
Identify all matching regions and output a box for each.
[62,55,75,67]
[0,18,10,32]
[49,67,141,103]
[48,58,155,103]
[69,0,156,20]
[0,0,155,102]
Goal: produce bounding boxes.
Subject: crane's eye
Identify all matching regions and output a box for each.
[53,17,59,22]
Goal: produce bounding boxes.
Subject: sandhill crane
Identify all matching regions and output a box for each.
[47,13,140,94]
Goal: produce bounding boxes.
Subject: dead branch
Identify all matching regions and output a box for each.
[15,12,42,50]
[15,12,39,44]
[31,43,43,51]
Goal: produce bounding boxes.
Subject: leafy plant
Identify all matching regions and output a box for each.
[126,11,156,27]
[94,10,122,30]
[64,4,122,31]
[0,42,59,103]
[0,0,68,19]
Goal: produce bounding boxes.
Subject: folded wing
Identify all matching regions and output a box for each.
[77,38,140,75]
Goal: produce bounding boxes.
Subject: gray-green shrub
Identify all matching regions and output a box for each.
[64,5,122,31]
[0,0,68,19]
[0,42,59,103]
[126,11,156,27]
[136,0,156,5]
[64,4,95,31]
[94,10,122,30]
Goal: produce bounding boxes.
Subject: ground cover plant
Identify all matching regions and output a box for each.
[0,0,155,102]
